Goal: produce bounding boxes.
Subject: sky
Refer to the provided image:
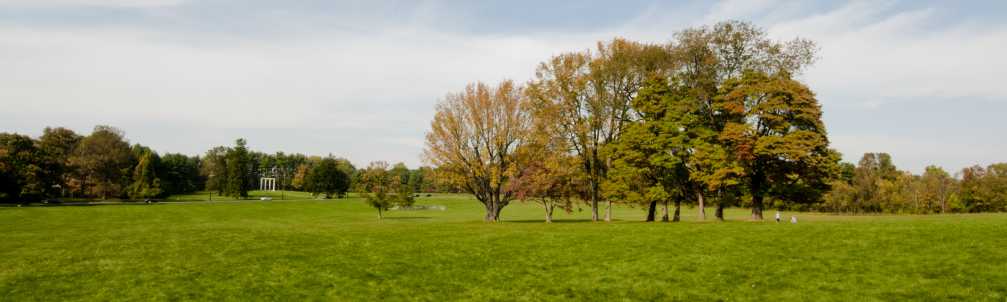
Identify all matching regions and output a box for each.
[1,0,1004,173]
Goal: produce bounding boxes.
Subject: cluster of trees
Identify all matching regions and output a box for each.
[823,153,1007,214]
[425,20,989,222]
[0,126,203,202]
[1,125,459,203]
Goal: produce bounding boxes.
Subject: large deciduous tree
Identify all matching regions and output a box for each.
[510,101,582,223]
[0,133,52,202]
[605,76,691,222]
[160,153,202,195]
[715,70,835,220]
[424,80,531,222]
[70,126,133,199]
[37,127,82,196]
[527,38,672,222]
[305,157,351,198]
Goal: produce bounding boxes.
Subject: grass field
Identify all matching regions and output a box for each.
[2,191,1006,301]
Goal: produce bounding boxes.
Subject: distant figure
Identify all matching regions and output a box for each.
[775,211,781,223]
[790,216,798,224]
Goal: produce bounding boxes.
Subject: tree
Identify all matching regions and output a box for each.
[424,80,531,222]
[715,71,835,220]
[224,139,251,198]
[414,166,438,193]
[128,150,162,200]
[0,133,51,202]
[959,163,1007,213]
[527,39,671,222]
[920,165,955,213]
[201,146,229,196]
[69,126,133,199]
[37,127,82,197]
[291,163,310,191]
[358,161,412,219]
[389,163,415,207]
[511,103,582,223]
[604,76,692,222]
[305,157,351,198]
[673,21,819,220]
[160,153,202,195]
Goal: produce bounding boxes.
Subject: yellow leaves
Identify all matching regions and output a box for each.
[423,80,533,203]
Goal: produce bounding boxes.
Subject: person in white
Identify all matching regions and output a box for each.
[790,216,798,224]
[775,211,781,223]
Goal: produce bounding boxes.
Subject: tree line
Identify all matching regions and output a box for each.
[823,153,1007,214]
[423,20,1007,222]
[0,126,457,203]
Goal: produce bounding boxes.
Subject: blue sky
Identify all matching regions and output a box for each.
[1,0,1004,173]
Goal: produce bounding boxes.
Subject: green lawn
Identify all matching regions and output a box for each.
[1,192,1005,301]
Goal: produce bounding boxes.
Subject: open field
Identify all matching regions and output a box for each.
[2,192,1006,301]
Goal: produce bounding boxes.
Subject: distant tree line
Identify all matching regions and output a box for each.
[0,126,458,203]
[0,126,203,202]
[823,153,1007,214]
[423,20,1007,222]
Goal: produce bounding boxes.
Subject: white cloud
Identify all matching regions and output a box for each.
[0,20,613,167]
[1,0,1003,172]
[767,2,1007,105]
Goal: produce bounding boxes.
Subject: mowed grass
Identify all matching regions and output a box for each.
[2,192,1006,301]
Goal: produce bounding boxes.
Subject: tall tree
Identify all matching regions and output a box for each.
[528,39,672,222]
[672,21,821,219]
[920,165,955,213]
[201,146,229,196]
[69,126,133,199]
[0,133,51,202]
[224,139,251,198]
[511,101,582,223]
[128,150,162,200]
[604,76,691,222]
[160,153,202,195]
[37,127,82,196]
[715,71,835,220]
[424,80,531,222]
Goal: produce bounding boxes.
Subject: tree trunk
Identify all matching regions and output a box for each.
[716,203,725,221]
[646,201,657,222]
[604,200,612,222]
[697,191,706,221]
[545,202,554,223]
[590,180,599,222]
[673,200,681,222]
[377,208,383,219]
[661,200,670,222]
[752,194,764,220]
[484,201,500,222]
